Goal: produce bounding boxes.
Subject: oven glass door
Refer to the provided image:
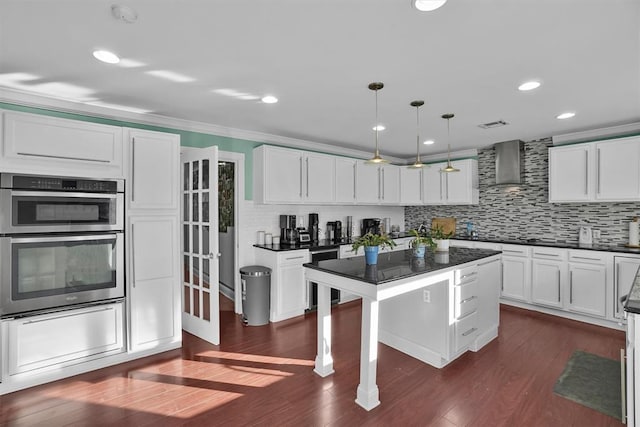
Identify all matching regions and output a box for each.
[1,233,124,316]
[1,189,124,233]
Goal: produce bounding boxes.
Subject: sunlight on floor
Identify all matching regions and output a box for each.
[195,349,315,367]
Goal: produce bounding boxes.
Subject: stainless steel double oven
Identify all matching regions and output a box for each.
[0,174,125,317]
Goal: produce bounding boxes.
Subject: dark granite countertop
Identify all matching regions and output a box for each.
[453,236,640,254]
[303,247,501,285]
[624,265,640,314]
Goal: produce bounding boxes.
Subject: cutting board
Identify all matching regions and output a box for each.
[431,217,456,236]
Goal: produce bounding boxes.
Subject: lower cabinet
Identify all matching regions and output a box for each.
[5,302,125,376]
[615,255,640,319]
[128,215,181,351]
[568,262,607,317]
[475,256,501,348]
[531,248,567,309]
[501,245,530,302]
[255,249,310,322]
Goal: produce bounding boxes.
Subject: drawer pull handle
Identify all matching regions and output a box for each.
[536,252,561,257]
[462,327,478,337]
[461,296,477,304]
[461,272,478,279]
[572,256,601,261]
[286,256,305,261]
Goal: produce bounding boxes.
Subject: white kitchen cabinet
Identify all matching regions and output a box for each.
[126,129,180,210]
[531,248,567,309]
[422,159,479,205]
[335,157,357,203]
[255,249,310,322]
[627,312,639,425]
[355,161,381,204]
[128,215,181,351]
[501,245,530,302]
[253,145,336,204]
[1,110,124,178]
[568,250,607,318]
[379,164,400,204]
[475,257,501,350]
[400,167,423,205]
[549,136,640,203]
[6,302,125,375]
[615,255,640,319]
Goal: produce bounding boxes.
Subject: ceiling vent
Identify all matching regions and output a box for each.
[478,120,509,129]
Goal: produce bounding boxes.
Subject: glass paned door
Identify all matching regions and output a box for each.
[181,147,219,345]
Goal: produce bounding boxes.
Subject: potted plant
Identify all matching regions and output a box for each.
[430,225,454,252]
[351,232,397,265]
[408,229,435,257]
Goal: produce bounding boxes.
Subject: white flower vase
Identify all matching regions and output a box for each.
[435,239,450,252]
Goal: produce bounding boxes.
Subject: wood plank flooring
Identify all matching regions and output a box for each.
[0,299,626,426]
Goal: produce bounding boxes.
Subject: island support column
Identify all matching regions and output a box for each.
[355,297,380,410]
[314,282,334,377]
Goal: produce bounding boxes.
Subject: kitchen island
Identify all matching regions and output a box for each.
[304,247,502,411]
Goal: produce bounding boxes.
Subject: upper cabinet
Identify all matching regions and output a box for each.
[1,111,124,178]
[422,159,479,205]
[335,157,357,203]
[253,145,335,204]
[355,161,400,205]
[549,135,640,203]
[400,167,423,205]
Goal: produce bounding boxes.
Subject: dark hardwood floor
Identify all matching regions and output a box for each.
[0,297,626,426]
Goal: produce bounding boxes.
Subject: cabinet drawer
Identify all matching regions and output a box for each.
[455,265,478,285]
[455,282,478,319]
[568,250,608,264]
[501,244,530,257]
[455,310,479,352]
[532,247,567,261]
[277,250,310,266]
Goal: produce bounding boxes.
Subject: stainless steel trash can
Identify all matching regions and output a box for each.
[240,266,271,326]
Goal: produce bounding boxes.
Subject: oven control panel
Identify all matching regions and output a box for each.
[4,174,122,193]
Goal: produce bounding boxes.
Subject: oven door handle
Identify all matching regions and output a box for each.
[8,190,118,199]
[7,233,120,244]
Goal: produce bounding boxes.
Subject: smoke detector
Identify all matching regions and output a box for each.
[478,120,509,129]
[111,5,138,23]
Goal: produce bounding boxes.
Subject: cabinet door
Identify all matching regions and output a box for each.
[355,161,380,204]
[477,257,501,336]
[423,163,444,204]
[548,145,592,202]
[278,260,307,319]
[127,129,180,211]
[128,216,180,350]
[263,146,303,203]
[596,137,640,201]
[335,158,357,203]
[380,164,400,204]
[615,256,640,319]
[304,153,335,203]
[502,256,529,301]
[445,160,476,204]
[568,263,606,317]
[531,259,563,308]
[400,167,423,205]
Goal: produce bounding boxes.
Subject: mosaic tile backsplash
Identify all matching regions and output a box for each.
[405,140,640,245]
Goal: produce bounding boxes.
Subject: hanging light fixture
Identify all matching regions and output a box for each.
[408,100,425,168]
[365,82,388,164]
[441,113,460,172]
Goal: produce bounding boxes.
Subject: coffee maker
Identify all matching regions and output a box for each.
[280,215,298,244]
[361,218,381,236]
[308,213,319,242]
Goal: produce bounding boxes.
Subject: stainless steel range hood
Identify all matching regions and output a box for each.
[494,140,523,185]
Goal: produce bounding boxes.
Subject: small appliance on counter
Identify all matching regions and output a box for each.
[298,229,311,243]
[326,221,342,243]
[308,213,319,242]
[280,215,298,244]
[579,226,593,245]
[362,218,381,236]
[346,216,353,240]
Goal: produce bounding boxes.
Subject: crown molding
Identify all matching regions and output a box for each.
[404,148,478,164]
[0,87,406,163]
[552,122,640,145]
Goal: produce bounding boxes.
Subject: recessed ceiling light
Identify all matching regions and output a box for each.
[518,81,541,91]
[556,112,576,120]
[373,125,386,131]
[413,0,447,12]
[93,50,120,64]
[261,95,278,104]
[423,139,435,145]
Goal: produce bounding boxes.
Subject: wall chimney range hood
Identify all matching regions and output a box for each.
[494,140,524,185]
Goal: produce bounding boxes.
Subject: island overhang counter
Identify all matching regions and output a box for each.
[304,247,502,411]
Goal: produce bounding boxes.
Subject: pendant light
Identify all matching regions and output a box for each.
[441,113,460,173]
[408,100,425,168]
[365,82,388,164]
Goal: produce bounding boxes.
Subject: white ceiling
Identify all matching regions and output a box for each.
[1,0,639,160]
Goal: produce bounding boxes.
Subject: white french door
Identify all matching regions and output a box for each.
[181,147,220,345]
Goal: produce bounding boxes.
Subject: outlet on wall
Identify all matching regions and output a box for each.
[593,229,601,239]
[423,290,431,303]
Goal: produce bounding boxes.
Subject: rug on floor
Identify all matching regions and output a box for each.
[553,350,622,420]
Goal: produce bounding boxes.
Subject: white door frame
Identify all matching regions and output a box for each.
[218,150,245,315]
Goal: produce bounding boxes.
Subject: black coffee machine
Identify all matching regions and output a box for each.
[361,218,381,236]
[308,213,319,242]
[326,221,342,243]
[280,215,298,244]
